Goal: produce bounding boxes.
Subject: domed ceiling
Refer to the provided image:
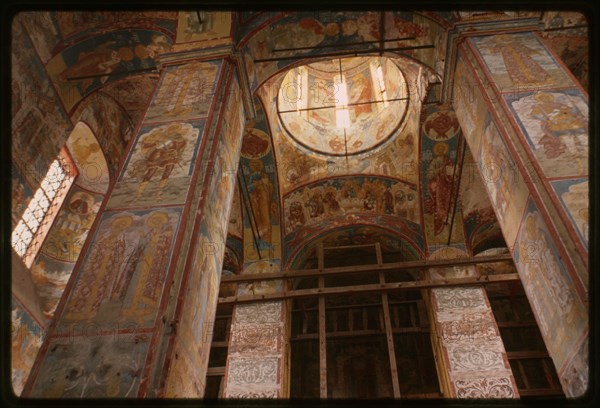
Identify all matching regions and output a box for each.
[277,56,408,156]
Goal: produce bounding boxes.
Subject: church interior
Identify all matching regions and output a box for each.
[8,10,590,400]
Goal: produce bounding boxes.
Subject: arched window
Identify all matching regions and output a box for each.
[11,147,76,267]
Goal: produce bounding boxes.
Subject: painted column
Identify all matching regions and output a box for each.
[23,53,246,398]
[451,29,588,397]
[221,97,288,398]
[223,300,287,398]
[427,247,519,398]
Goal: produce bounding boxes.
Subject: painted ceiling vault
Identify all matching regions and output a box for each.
[13,9,586,271]
[10,9,589,399]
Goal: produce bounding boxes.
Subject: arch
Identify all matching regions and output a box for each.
[64,121,110,194]
[286,222,422,270]
[240,11,446,93]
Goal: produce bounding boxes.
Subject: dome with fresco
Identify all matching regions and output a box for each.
[277,56,408,156]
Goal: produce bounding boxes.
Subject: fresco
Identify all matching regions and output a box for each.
[420,104,465,246]
[283,176,420,235]
[452,56,487,157]
[243,11,439,91]
[176,12,232,43]
[227,183,243,239]
[508,89,588,178]
[64,122,110,193]
[58,208,181,329]
[46,29,173,112]
[107,121,205,209]
[12,20,71,177]
[540,12,588,89]
[277,57,408,156]
[144,60,221,123]
[513,199,587,372]
[16,12,61,63]
[454,55,530,250]
[28,255,76,321]
[73,93,134,179]
[429,247,518,398]
[100,74,160,126]
[225,301,285,398]
[477,114,529,248]
[261,56,427,197]
[240,98,282,262]
[551,178,588,247]
[238,260,283,296]
[470,32,574,93]
[55,11,177,39]
[459,149,503,254]
[29,333,150,398]
[41,185,104,263]
[163,74,245,397]
[12,299,44,396]
[11,164,33,225]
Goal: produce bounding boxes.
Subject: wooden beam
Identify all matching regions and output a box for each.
[218,273,520,305]
[318,275,327,399]
[206,367,226,376]
[221,254,514,284]
[382,292,401,398]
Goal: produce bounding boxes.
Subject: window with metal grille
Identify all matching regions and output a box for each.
[11,150,75,266]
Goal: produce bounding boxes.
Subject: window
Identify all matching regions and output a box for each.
[11,148,75,267]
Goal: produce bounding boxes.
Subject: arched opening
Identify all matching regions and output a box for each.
[288,226,441,398]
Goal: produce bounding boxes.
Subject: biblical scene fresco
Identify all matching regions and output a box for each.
[46,29,172,112]
[237,260,283,296]
[513,199,587,372]
[459,148,504,255]
[55,11,177,40]
[64,122,110,193]
[261,56,428,197]
[240,98,282,262]
[452,56,487,157]
[11,164,33,225]
[453,56,530,250]
[58,208,181,330]
[29,332,150,398]
[277,57,408,156]
[12,21,71,178]
[176,12,232,43]
[477,114,529,248]
[470,32,574,93]
[72,93,134,178]
[15,12,61,64]
[144,60,221,123]
[164,76,245,397]
[41,185,104,263]
[243,11,441,91]
[283,176,420,235]
[29,254,79,321]
[107,121,205,209]
[508,89,588,178]
[551,178,588,247]
[420,104,465,246]
[100,74,160,126]
[12,299,44,396]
